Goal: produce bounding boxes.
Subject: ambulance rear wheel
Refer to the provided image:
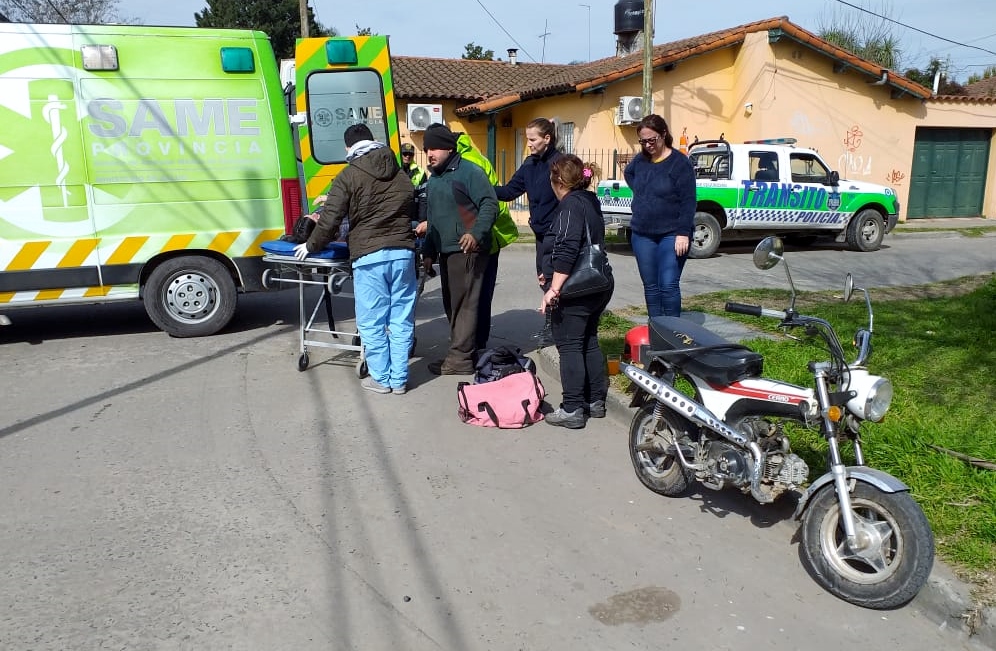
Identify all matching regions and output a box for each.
[145,256,237,337]
[689,212,721,259]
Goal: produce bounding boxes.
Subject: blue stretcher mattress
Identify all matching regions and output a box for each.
[261,239,349,260]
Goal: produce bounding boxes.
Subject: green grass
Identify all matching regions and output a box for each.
[599,275,996,599]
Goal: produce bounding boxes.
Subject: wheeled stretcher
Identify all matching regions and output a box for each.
[260,240,368,375]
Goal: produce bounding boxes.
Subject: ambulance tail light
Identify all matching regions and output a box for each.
[280,178,303,234]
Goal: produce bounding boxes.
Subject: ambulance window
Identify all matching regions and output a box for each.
[306,69,388,164]
[790,153,830,184]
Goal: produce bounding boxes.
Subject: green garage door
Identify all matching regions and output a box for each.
[907,127,991,218]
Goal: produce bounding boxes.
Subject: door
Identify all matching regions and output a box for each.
[908,128,991,218]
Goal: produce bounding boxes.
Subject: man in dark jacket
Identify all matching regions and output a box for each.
[420,123,498,375]
[294,123,417,395]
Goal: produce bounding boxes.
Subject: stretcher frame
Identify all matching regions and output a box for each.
[261,254,367,375]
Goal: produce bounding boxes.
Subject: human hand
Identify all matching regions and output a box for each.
[293,243,310,261]
[537,273,546,287]
[414,221,427,236]
[675,235,690,257]
[458,233,478,254]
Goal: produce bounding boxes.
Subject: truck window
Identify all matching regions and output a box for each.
[751,152,779,181]
[305,69,388,164]
[790,153,831,184]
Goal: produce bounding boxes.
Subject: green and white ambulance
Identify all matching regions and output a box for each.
[0,23,302,336]
[597,138,900,258]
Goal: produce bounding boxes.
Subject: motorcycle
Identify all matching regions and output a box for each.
[623,236,934,609]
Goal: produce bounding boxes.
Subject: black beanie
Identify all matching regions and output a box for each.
[422,123,457,151]
[343,123,374,148]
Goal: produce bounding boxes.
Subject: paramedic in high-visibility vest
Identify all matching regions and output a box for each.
[400,142,427,186]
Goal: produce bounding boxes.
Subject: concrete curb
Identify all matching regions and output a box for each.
[531,315,995,649]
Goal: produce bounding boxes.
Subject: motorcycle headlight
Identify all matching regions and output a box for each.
[845,369,893,422]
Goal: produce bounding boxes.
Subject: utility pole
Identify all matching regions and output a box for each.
[539,19,551,63]
[300,0,310,38]
[579,4,591,62]
[642,0,653,118]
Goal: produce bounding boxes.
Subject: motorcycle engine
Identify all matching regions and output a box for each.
[702,442,752,490]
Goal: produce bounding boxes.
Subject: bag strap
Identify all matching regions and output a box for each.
[520,399,534,425]
[477,401,501,427]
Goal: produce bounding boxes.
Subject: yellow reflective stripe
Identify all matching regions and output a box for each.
[84,286,111,298]
[107,236,149,264]
[60,239,99,267]
[246,228,284,255]
[208,231,240,253]
[161,234,195,252]
[36,289,65,300]
[0,292,13,303]
[6,241,49,271]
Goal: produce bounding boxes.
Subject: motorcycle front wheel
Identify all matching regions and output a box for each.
[628,403,694,496]
[800,482,934,609]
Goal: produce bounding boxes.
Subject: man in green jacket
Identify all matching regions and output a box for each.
[420,124,498,375]
[455,132,518,350]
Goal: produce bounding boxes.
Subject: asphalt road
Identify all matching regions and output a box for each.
[1,231,993,650]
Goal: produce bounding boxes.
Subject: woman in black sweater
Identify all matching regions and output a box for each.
[538,155,614,429]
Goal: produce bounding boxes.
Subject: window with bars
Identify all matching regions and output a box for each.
[557,122,575,154]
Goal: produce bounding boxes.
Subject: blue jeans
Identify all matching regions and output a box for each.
[630,231,687,318]
[352,252,417,390]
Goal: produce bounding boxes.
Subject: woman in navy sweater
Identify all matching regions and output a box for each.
[495,117,563,341]
[538,155,613,429]
[623,114,697,317]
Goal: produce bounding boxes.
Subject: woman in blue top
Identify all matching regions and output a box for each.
[495,117,563,342]
[623,114,697,317]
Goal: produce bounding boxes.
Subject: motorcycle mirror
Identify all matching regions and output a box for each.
[843,273,854,302]
[753,237,784,270]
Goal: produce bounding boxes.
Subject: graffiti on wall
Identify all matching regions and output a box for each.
[838,125,873,176]
[885,169,906,185]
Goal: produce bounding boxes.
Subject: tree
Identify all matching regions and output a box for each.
[904,58,966,95]
[462,42,494,61]
[195,0,335,60]
[817,1,902,70]
[0,0,132,24]
[356,25,372,36]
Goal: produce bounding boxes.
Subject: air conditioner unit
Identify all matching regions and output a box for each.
[615,96,646,126]
[407,104,444,131]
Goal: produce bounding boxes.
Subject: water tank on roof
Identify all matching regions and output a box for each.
[614,0,645,35]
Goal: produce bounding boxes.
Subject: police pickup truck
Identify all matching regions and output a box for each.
[597,138,899,258]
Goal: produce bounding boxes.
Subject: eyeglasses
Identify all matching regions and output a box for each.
[638,136,661,146]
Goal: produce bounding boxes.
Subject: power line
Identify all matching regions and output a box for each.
[473,0,537,63]
[832,0,996,58]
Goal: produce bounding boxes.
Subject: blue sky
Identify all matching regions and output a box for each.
[130,1,995,80]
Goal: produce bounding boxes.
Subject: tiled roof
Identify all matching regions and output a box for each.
[392,56,578,102]
[391,16,932,115]
[964,76,996,98]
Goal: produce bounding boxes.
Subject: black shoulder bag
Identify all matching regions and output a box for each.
[559,212,613,300]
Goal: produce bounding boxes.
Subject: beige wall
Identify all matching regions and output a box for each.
[400,33,996,223]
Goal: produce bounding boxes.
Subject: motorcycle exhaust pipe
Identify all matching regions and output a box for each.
[623,363,773,504]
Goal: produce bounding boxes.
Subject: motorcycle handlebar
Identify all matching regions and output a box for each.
[724,302,787,320]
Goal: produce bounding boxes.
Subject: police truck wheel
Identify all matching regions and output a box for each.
[689,212,721,259]
[144,256,237,337]
[846,209,885,252]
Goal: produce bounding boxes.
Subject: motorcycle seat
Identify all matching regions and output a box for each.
[647,316,763,386]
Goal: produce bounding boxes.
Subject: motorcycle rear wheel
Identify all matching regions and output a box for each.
[628,404,694,496]
[800,482,934,609]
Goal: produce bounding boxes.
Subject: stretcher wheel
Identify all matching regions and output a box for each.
[261,268,275,290]
[298,353,309,372]
[352,335,361,347]
[355,359,368,378]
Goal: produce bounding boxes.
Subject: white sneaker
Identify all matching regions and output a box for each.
[361,377,391,394]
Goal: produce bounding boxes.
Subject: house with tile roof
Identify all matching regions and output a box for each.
[393,15,995,223]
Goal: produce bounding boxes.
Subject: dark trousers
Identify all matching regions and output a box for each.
[439,249,490,371]
[475,249,500,350]
[551,289,611,412]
